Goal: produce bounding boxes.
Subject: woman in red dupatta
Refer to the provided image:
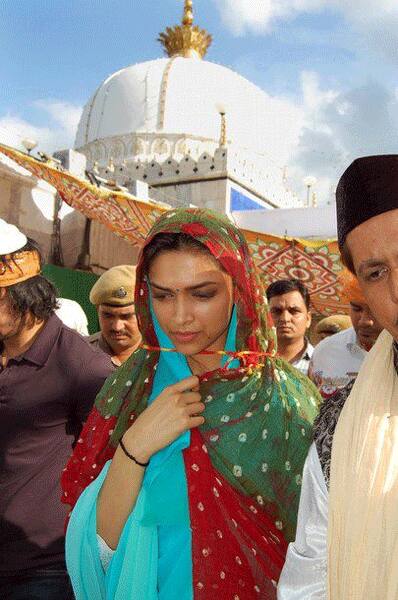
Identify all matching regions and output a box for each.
[62,208,319,599]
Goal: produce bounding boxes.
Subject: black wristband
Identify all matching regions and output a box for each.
[119,437,150,468]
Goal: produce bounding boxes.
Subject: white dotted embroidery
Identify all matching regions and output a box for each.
[233,465,242,478]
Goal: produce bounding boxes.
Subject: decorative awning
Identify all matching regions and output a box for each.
[0,143,348,316]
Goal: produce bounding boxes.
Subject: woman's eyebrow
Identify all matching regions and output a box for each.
[150,281,218,292]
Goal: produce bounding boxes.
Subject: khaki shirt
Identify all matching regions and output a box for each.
[87,332,121,368]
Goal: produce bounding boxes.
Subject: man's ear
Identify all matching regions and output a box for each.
[307,310,312,329]
[0,287,7,300]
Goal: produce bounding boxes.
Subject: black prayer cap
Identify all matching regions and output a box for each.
[336,155,398,248]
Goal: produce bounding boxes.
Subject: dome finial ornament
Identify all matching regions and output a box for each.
[182,0,194,27]
[158,0,212,60]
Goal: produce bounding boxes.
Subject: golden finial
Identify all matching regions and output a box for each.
[158,0,212,60]
[182,0,193,26]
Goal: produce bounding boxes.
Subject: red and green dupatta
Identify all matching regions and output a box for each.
[62,208,320,597]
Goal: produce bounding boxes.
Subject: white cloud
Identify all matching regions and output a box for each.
[0,101,82,154]
[286,71,398,203]
[214,0,324,35]
[214,0,398,61]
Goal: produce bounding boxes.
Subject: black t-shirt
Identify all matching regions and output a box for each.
[0,314,113,575]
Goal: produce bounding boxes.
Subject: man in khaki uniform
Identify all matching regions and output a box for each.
[88,265,141,367]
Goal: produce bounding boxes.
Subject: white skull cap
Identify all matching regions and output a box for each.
[0,219,28,254]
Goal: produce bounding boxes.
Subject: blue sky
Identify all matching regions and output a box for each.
[1,0,397,203]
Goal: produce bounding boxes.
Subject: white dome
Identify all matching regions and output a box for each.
[75,57,297,161]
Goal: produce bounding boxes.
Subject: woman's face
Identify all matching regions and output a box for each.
[148,249,234,359]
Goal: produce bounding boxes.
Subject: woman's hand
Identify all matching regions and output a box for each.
[122,375,204,463]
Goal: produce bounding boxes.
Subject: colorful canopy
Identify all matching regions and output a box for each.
[0,143,348,316]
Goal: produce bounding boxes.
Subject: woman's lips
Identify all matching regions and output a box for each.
[171,331,200,343]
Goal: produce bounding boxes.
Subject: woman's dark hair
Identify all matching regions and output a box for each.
[340,242,355,274]
[266,278,311,310]
[4,238,58,321]
[142,232,213,273]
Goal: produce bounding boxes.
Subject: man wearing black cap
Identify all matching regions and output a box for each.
[278,155,398,600]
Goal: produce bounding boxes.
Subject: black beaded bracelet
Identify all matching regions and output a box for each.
[119,437,150,468]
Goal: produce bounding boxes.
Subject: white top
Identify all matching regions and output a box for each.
[292,340,314,376]
[309,327,366,396]
[97,534,114,572]
[55,298,89,336]
[277,443,328,599]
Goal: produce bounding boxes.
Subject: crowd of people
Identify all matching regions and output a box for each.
[0,153,397,600]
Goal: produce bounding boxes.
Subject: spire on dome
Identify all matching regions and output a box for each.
[158,0,212,60]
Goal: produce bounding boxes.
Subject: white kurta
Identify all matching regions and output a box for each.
[277,443,328,599]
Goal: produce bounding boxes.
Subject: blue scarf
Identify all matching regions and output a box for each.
[66,308,237,600]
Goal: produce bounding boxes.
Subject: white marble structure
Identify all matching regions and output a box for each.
[75,54,301,212]
[0,1,306,274]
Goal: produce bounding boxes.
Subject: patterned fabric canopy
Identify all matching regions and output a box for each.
[0,143,348,315]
